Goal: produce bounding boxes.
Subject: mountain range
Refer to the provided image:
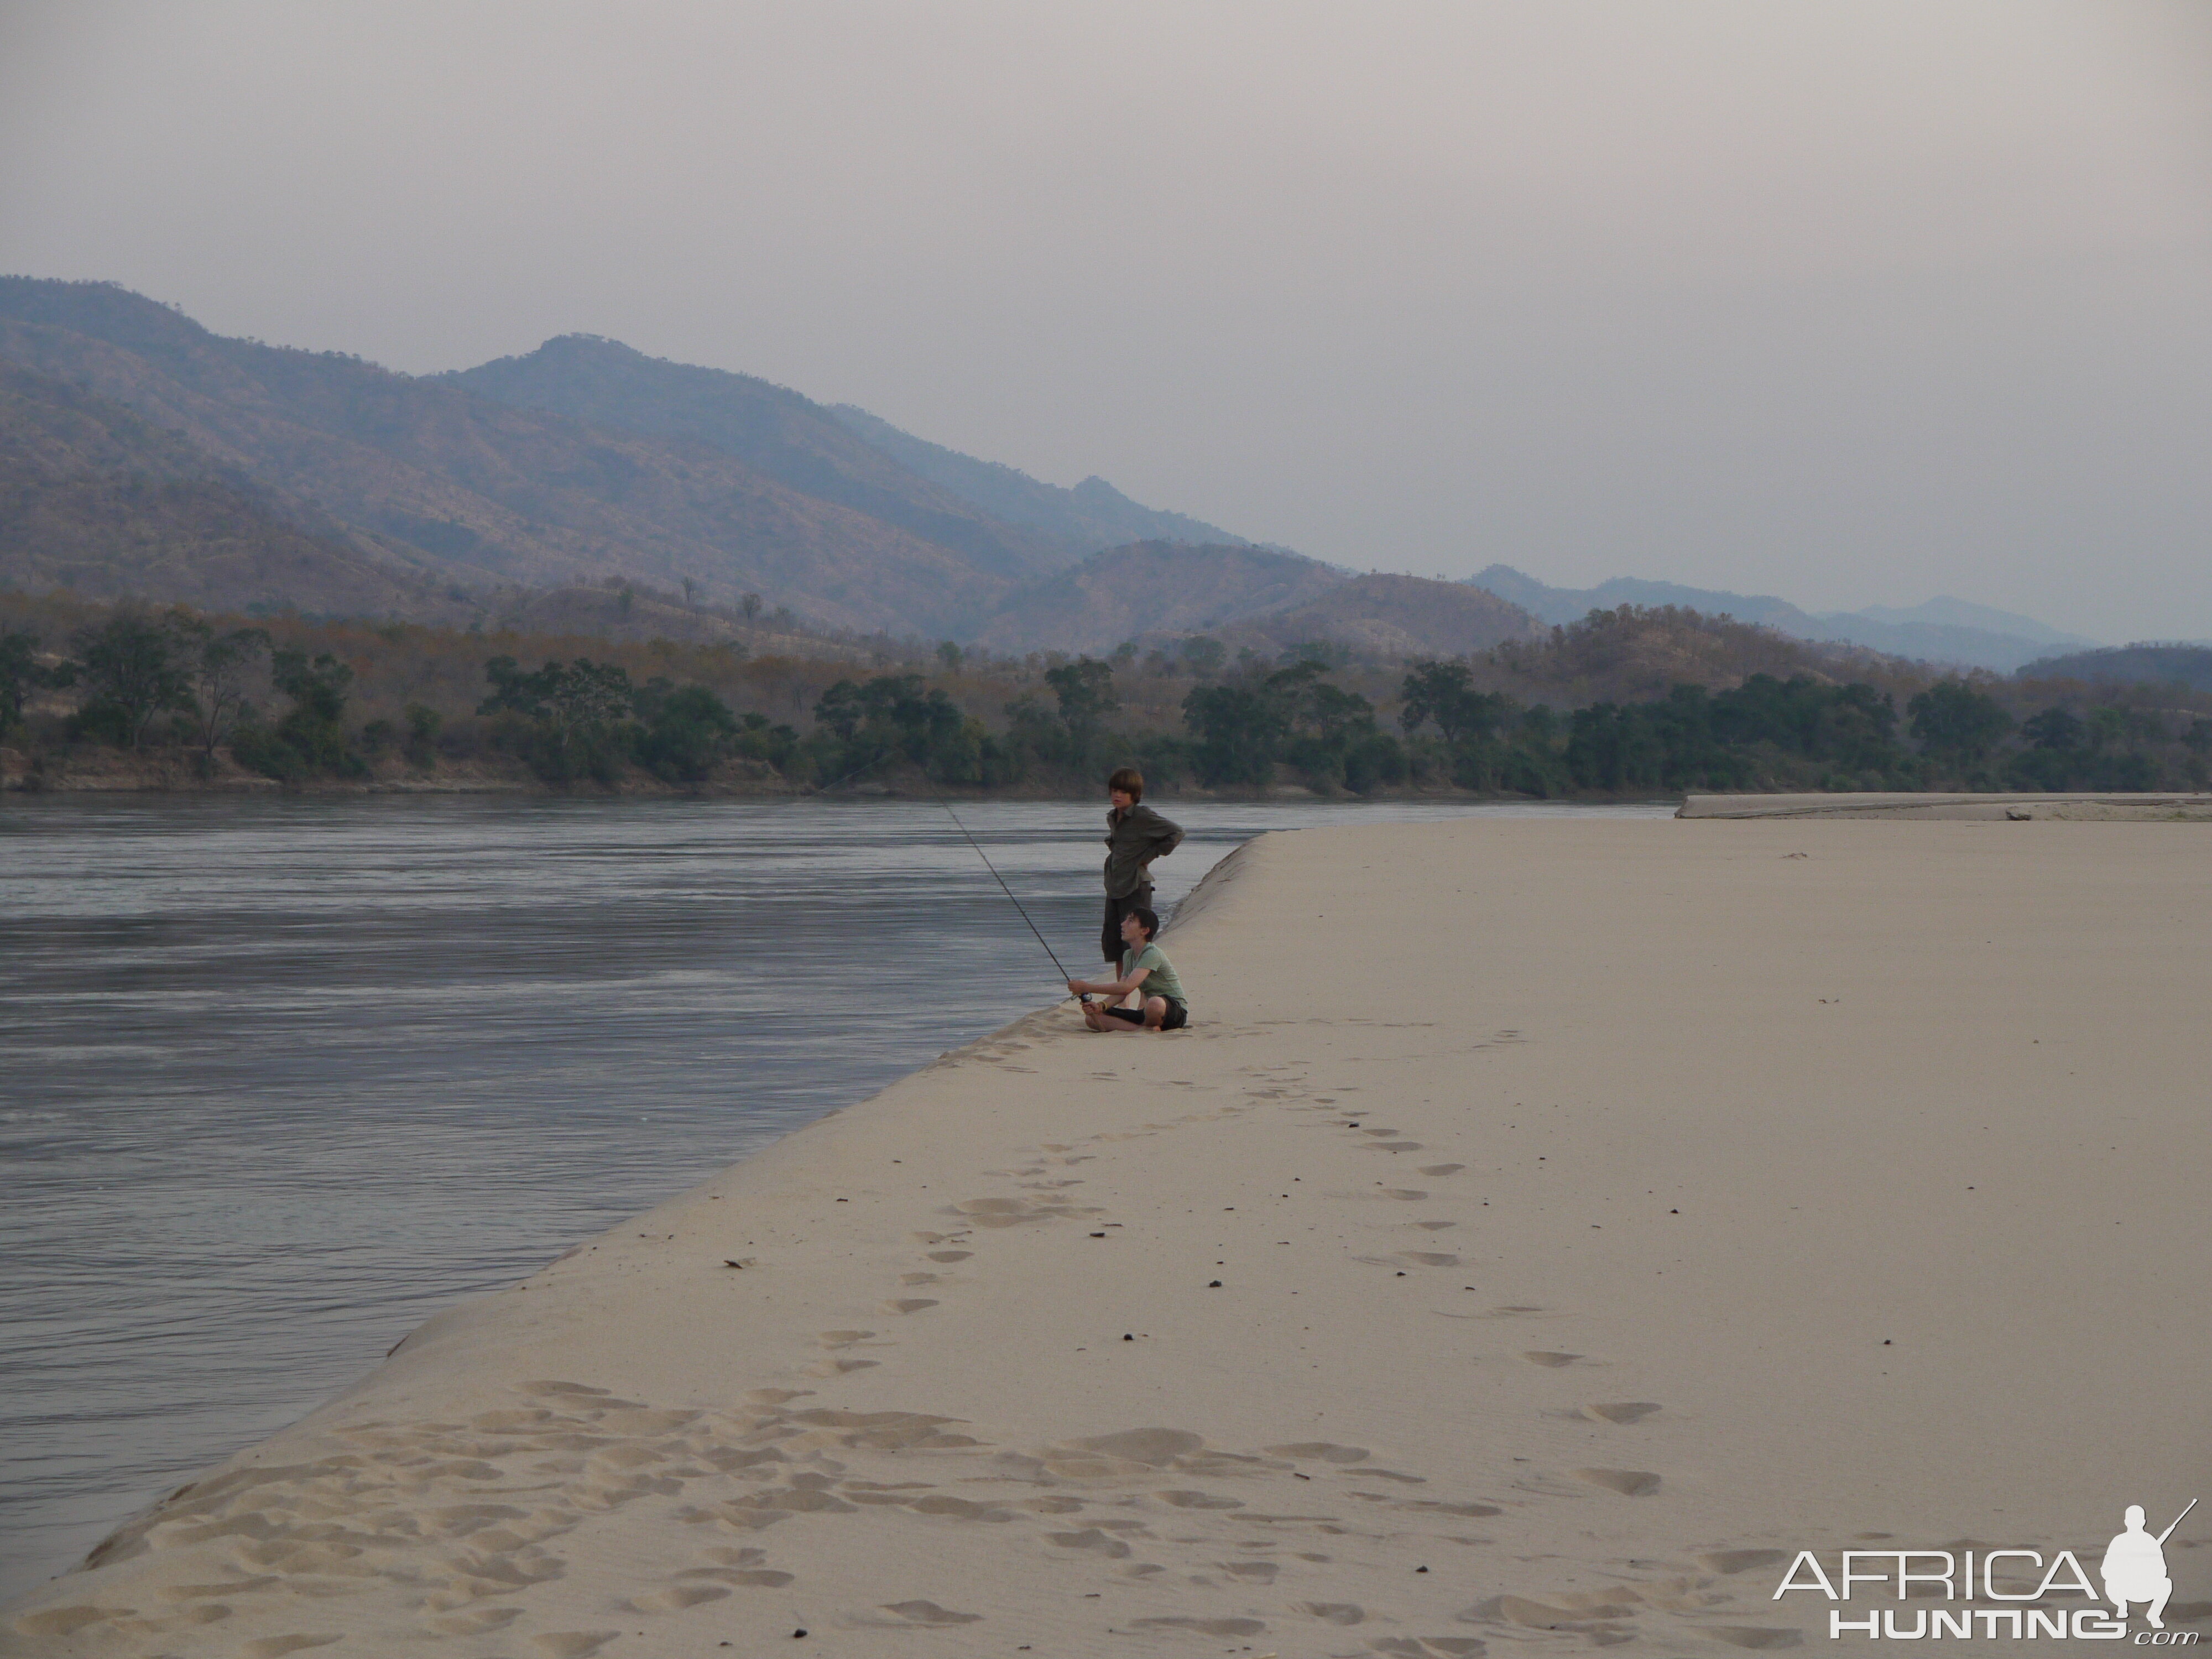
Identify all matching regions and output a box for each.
[0,279,2103,671]
[1468,566,2094,675]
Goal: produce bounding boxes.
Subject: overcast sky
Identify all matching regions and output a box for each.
[4,2,2207,641]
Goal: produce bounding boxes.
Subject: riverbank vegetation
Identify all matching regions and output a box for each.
[4,588,2207,798]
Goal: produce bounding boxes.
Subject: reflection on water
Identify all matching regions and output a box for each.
[0,794,1667,1598]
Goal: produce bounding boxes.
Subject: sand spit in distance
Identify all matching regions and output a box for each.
[6,814,2208,1655]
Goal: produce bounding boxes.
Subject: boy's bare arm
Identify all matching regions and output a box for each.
[1069,966,1153,999]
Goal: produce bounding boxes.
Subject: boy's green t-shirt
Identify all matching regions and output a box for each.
[1120,942,1186,1006]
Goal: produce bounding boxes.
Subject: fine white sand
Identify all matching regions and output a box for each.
[8,817,2208,1656]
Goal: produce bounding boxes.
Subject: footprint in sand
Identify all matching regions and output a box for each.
[881,1298,939,1314]
[926,1249,972,1261]
[1301,1601,1366,1625]
[1371,1639,1487,1657]
[623,1584,729,1613]
[1399,1251,1460,1267]
[678,1566,795,1588]
[1264,1442,1370,1463]
[529,1635,620,1659]
[1583,1402,1661,1425]
[1418,1164,1466,1176]
[905,1495,1015,1522]
[430,1608,524,1635]
[1153,1490,1244,1509]
[1218,1561,1279,1583]
[1708,1627,1804,1648]
[1415,1220,1457,1230]
[1571,1467,1662,1496]
[240,1639,343,1659]
[1520,1350,1581,1367]
[878,1600,984,1625]
[1049,1528,1133,1558]
[1129,1616,1268,1636]
[14,1609,127,1639]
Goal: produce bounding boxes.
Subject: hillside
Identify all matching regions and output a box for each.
[829,403,1246,555]
[0,280,1018,635]
[0,358,464,618]
[970,542,1347,652]
[1469,564,2089,674]
[440,336,1067,581]
[2021,643,2212,693]
[1216,572,1540,659]
[1479,603,1917,705]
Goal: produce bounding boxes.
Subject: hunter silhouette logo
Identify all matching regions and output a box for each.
[2106,1501,2194,1630]
[1773,1499,2199,1641]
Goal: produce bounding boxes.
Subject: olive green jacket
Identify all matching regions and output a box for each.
[1103,802,1184,897]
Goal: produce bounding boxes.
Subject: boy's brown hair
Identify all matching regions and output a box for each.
[1108,766,1144,801]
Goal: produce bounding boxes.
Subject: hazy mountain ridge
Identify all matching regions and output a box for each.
[1214,573,1541,661]
[1469,564,2092,674]
[438,336,1070,581]
[828,403,1247,556]
[971,542,1347,652]
[0,280,1043,634]
[0,356,468,618]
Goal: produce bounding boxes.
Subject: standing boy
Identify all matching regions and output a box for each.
[1099,766,1183,974]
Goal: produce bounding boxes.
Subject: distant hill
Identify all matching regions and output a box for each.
[1468,564,2090,674]
[972,542,1345,653]
[0,357,465,618]
[0,280,1031,635]
[439,336,1067,581]
[1217,573,1539,660]
[830,404,1246,556]
[1479,603,1917,705]
[2020,643,2212,693]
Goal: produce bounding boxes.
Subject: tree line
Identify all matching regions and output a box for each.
[5,597,2208,797]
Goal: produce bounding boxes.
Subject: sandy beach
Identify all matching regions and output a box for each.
[7,815,2208,1657]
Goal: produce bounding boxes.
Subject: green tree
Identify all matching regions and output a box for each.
[0,628,69,739]
[1044,658,1119,756]
[1181,681,1284,786]
[1907,679,2013,768]
[1400,660,1510,745]
[1179,636,1225,677]
[2021,705,2083,752]
[173,619,270,763]
[633,679,738,782]
[478,656,635,783]
[271,650,363,774]
[69,610,192,749]
[403,703,442,769]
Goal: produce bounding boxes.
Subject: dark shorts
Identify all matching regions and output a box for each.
[1102,886,1154,963]
[1103,998,1188,1031]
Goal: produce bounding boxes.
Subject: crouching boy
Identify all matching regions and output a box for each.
[1067,907,1188,1032]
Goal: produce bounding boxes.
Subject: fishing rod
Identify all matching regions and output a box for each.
[920,774,1077,990]
[791,745,1077,993]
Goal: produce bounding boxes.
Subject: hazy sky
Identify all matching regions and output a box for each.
[4,2,2208,640]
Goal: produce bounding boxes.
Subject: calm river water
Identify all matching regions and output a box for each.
[0,794,1666,1599]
